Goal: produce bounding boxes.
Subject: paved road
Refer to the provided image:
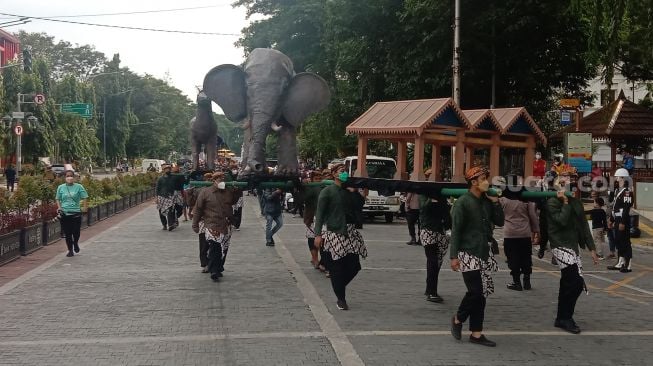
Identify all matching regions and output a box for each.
[1,197,652,365]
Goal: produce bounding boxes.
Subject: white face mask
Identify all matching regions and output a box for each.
[65,176,74,184]
[535,154,541,160]
[216,181,226,190]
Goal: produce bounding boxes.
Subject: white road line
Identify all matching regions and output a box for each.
[4,329,653,346]
[253,205,365,366]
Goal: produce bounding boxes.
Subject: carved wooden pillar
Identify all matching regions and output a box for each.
[395,140,408,180]
[412,136,425,181]
[431,143,440,181]
[489,133,500,179]
[356,137,368,177]
[453,130,466,182]
[524,136,535,178]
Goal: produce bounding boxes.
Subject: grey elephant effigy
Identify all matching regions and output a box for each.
[190,91,218,170]
[203,48,331,177]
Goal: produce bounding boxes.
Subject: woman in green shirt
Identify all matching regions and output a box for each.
[56,170,89,257]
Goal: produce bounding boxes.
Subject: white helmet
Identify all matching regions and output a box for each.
[614,168,629,177]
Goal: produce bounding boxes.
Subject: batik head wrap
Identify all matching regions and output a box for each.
[465,166,489,182]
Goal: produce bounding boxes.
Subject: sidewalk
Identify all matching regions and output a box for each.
[1,197,652,365]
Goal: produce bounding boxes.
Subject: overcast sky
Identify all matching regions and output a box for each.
[1,0,251,101]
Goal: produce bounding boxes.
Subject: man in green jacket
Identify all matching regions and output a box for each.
[547,171,598,334]
[450,166,504,347]
[314,164,367,311]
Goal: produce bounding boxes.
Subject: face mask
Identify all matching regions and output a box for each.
[65,177,74,184]
[554,161,560,166]
[232,169,238,175]
[216,181,226,190]
[535,154,541,160]
[338,172,349,182]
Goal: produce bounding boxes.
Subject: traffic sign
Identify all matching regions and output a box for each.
[560,98,580,108]
[34,93,46,105]
[12,111,25,119]
[61,103,93,119]
[14,125,23,135]
[560,110,572,126]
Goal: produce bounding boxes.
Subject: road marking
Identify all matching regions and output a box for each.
[637,221,653,236]
[603,271,649,291]
[586,273,653,296]
[252,205,365,366]
[4,329,653,347]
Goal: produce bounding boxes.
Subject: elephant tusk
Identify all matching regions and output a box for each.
[271,122,283,132]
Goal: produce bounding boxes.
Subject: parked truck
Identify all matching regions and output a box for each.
[343,155,400,223]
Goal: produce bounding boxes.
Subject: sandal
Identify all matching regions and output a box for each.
[318,265,326,272]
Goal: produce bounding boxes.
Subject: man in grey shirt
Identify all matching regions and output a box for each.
[499,173,539,291]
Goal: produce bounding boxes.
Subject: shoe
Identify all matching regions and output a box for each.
[235,228,240,231]
[168,223,178,231]
[607,265,622,270]
[537,249,545,259]
[406,239,417,245]
[201,266,209,273]
[619,267,632,273]
[607,253,616,259]
[469,334,496,347]
[426,294,443,303]
[271,239,275,245]
[216,272,224,278]
[325,271,331,278]
[507,282,523,291]
[554,319,581,334]
[597,255,605,261]
[451,315,462,340]
[73,242,80,253]
[523,276,531,290]
[551,257,558,265]
[162,226,167,230]
[266,241,275,247]
[183,218,188,222]
[66,251,74,257]
[336,300,349,310]
[210,274,221,282]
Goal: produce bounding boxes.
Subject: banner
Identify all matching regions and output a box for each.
[566,133,592,173]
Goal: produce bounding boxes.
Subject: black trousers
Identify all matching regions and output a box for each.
[614,223,632,260]
[198,233,209,267]
[6,179,15,192]
[61,214,82,252]
[406,209,420,239]
[159,208,176,228]
[424,244,443,296]
[557,264,584,321]
[319,248,333,270]
[232,207,243,229]
[457,270,486,332]
[207,239,228,275]
[330,253,361,302]
[503,237,533,277]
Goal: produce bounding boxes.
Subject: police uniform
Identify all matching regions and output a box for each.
[608,186,634,272]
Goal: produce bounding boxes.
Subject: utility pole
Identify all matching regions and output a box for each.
[103,98,107,171]
[16,93,22,177]
[452,0,461,105]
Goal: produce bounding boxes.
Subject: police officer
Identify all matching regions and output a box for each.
[607,168,634,273]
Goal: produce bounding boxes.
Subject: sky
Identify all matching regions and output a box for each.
[0,0,251,101]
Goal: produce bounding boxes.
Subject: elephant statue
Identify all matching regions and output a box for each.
[202,48,331,177]
[190,91,218,170]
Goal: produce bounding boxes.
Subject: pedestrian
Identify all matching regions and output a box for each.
[622,151,634,176]
[405,190,421,245]
[191,171,240,281]
[589,197,608,260]
[55,170,89,257]
[450,166,504,347]
[500,172,539,291]
[607,168,634,272]
[419,169,451,303]
[263,187,284,246]
[303,170,325,269]
[155,163,178,231]
[171,166,185,222]
[188,172,212,273]
[4,165,16,192]
[232,181,244,231]
[314,164,367,310]
[547,170,598,334]
[533,152,546,179]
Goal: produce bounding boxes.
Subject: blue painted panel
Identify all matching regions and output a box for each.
[507,117,534,134]
[476,118,499,131]
[433,107,464,128]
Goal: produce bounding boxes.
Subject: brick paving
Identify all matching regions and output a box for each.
[1,196,652,365]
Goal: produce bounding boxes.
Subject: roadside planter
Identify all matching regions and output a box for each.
[98,203,109,221]
[107,200,115,217]
[0,230,22,265]
[42,220,62,245]
[87,207,99,226]
[20,223,43,255]
[122,196,129,210]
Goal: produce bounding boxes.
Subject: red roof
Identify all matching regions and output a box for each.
[0,28,20,44]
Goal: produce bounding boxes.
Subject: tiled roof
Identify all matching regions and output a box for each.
[346,98,471,135]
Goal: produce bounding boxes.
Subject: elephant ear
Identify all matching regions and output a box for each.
[203,64,247,122]
[282,72,331,128]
